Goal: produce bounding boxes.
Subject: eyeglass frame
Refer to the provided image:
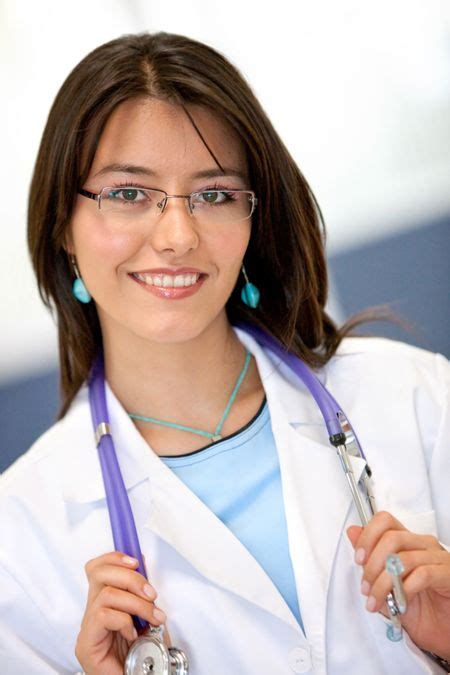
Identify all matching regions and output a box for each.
[77,186,258,221]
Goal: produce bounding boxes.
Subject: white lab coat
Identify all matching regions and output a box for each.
[0,328,449,674]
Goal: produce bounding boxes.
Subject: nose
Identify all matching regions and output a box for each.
[148,196,199,255]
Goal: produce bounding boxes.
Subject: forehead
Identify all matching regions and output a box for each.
[88,97,248,181]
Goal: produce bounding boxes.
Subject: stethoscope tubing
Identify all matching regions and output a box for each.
[88,322,402,638]
[89,356,148,632]
[236,323,344,438]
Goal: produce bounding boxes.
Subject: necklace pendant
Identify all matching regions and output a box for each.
[211,434,222,442]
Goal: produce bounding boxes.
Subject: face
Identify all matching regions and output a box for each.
[66,98,252,347]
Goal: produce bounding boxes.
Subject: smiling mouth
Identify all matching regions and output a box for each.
[131,272,205,288]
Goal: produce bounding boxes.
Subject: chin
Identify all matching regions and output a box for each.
[133,315,217,346]
[140,308,227,345]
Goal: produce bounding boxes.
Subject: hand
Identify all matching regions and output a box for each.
[75,552,169,675]
[347,511,450,660]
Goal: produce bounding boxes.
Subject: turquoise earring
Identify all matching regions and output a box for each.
[70,255,91,304]
[240,265,260,309]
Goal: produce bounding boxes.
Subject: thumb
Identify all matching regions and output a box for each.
[346,524,363,549]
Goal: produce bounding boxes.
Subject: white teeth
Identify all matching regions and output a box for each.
[135,273,200,288]
[173,275,185,288]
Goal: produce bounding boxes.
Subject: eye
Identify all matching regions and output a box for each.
[107,187,148,203]
[196,189,237,205]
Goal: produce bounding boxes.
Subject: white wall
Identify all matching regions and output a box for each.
[1,0,449,383]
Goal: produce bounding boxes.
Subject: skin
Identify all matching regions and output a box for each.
[67,97,264,457]
[69,97,264,672]
[347,513,450,659]
[75,553,169,674]
[67,98,450,669]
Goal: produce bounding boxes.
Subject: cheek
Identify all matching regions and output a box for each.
[211,226,251,270]
[73,219,140,270]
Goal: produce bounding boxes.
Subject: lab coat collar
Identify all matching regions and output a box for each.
[61,326,366,638]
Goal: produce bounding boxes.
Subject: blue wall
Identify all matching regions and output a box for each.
[0,369,59,472]
[329,216,450,357]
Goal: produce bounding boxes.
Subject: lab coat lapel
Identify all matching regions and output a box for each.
[62,328,367,643]
[271,401,366,640]
[61,382,300,630]
[143,456,302,631]
[235,328,367,641]
[145,327,367,641]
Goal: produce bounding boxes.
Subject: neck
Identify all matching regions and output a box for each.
[101,315,262,454]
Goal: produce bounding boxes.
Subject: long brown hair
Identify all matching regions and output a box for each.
[28,31,359,417]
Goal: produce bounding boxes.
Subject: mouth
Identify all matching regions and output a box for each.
[130,272,206,288]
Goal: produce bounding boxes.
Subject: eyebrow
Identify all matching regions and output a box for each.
[93,163,247,182]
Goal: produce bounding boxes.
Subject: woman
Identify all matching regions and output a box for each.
[0,31,449,674]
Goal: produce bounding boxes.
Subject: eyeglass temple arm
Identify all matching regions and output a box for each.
[78,188,99,201]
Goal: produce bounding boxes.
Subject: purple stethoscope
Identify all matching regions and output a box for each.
[88,322,406,674]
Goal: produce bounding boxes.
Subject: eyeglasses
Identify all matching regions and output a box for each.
[78,186,257,226]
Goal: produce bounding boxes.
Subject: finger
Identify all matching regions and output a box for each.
[361,549,450,612]
[404,561,450,598]
[82,606,138,645]
[91,586,167,626]
[86,563,157,605]
[361,530,441,585]
[85,552,139,583]
[346,525,363,549]
[352,511,407,564]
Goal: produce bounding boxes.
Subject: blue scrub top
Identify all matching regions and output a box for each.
[160,400,303,631]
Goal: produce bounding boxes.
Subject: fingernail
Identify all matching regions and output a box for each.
[360,579,371,596]
[153,607,166,622]
[366,595,376,612]
[122,556,138,566]
[355,548,366,564]
[143,583,156,599]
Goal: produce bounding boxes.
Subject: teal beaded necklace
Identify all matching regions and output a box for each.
[128,350,252,443]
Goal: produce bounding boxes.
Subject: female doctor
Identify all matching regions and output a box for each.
[0,31,450,675]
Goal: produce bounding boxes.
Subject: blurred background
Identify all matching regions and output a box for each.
[1,0,449,472]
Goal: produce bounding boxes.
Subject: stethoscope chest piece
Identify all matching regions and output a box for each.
[125,629,189,675]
